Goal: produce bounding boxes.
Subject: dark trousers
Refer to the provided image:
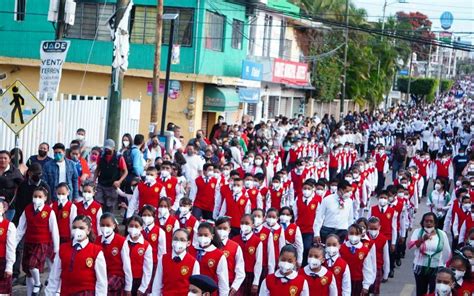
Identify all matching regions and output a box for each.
[13,237,24,278]
[422,176,428,198]
[422,142,428,152]
[329,168,338,181]
[302,233,314,266]
[320,226,348,244]
[191,207,213,220]
[414,267,437,296]
[388,240,395,272]
[395,232,407,260]
[392,160,403,181]
[376,171,385,193]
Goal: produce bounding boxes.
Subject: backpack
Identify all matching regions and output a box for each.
[123,146,138,176]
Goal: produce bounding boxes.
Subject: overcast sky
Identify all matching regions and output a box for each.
[353,0,474,42]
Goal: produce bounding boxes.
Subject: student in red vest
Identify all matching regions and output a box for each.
[279,207,303,267]
[424,267,457,296]
[45,215,107,295]
[157,197,179,253]
[244,174,263,210]
[52,182,77,243]
[375,146,389,193]
[16,187,59,296]
[340,223,376,296]
[190,163,219,220]
[411,151,431,198]
[324,234,351,295]
[265,208,286,271]
[232,214,263,295]
[152,228,200,295]
[278,170,294,206]
[459,204,474,244]
[0,198,16,296]
[290,159,309,198]
[450,192,472,249]
[433,153,454,192]
[127,167,167,218]
[286,139,302,169]
[367,217,390,296]
[189,222,229,296]
[127,215,153,296]
[217,178,251,237]
[259,244,309,295]
[301,244,337,296]
[215,216,245,295]
[266,176,286,211]
[158,161,183,211]
[177,197,199,246]
[75,182,103,240]
[450,255,474,296]
[98,212,133,295]
[252,208,275,282]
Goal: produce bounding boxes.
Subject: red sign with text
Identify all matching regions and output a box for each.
[272,58,308,85]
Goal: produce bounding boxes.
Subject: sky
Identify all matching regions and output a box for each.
[353,0,474,42]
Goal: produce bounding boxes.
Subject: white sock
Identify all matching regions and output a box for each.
[30,268,41,287]
[26,277,34,295]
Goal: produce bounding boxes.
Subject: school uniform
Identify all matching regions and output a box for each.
[324,253,351,296]
[294,192,321,264]
[142,222,166,292]
[459,213,474,243]
[254,224,276,280]
[222,238,245,292]
[177,212,199,246]
[127,180,167,218]
[290,168,309,198]
[300,265,337,296]
[45,239,107,295]
[99,232,133,295]
[52,199,77,243]
[189,175,218,220]
[152,250,200,295]
[247,187,263,210]
[340,241,376,295]
[217,190,251,231]
[266,187,286,211]
[0,217,16,295]
[232,231,263,295]
[75,199,102,241]
[157,213,179,254]
[368,232,390,295]
[259,270,309,296]
[265,223,286,271]
[282,222,303,267]
[189,244,230,296]
[128,234,153,295]
[157,175,183,210]
[456,278,474,296]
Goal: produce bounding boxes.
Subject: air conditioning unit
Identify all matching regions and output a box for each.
[47,0,59,22]
[64,0,76,25]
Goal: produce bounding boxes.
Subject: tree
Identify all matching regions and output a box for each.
[395,11,436,60]
[440,79,454,94]
[397,76,438,103]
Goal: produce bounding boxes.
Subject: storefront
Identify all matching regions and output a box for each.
[202,85,241,135]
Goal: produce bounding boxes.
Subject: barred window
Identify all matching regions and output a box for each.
[67,2,115,41]
[14,0,26,21]
[205,11,224,51]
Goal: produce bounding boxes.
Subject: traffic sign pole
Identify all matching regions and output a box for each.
[14,134,19,168]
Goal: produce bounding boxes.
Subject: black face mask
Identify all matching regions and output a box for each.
[31,175,41,183]
[38,150,47,157]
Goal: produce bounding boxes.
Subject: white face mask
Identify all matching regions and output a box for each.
[348,235,361,245]
[197,236,212,248]
[368,229,379,239]
[254,217,263,227]
[303,189,313,198]
[279,215,291,224]
[100,226,114,237]
[435,184,442,190]
[32,197,45,209]
[454,270,465,282]
[122,140,130,147]
[315,189,324,196]
[240,224,252,235]
[160,170,170,178]
[233,186,242,194]
[188,292,198,296]
[145,175,156,184]
[179,206,190,217]
[330,186,338,193]
[326,246,339,257]
[266,217,277,227]
[278,261,295,273]
[462,204,472,212]
[468,240,474,247]
[435,283,451,296]
[342,192,352,200]
[378,199,388,207]
[244,180,253,189]
[128,227,141,238]
[273,183,281,190]
[424,227,435,234]
[217,229,230,241]
[308,258,322,269]
[72,228,87,242]
[223,170,230,177]
[255,159,263,166]
[206,171,214,178]
[142,216,154,226]
[158,207,169,218]
[172,241,187,254]
[57,194,68,204]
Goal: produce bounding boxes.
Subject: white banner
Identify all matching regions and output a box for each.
[39,40,70,100]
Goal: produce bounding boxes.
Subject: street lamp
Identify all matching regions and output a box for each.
[160,13,179,136]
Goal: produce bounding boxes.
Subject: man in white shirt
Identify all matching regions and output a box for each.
[182,144,204,187]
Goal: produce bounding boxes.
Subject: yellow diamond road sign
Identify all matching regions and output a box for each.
[0,80,44,134]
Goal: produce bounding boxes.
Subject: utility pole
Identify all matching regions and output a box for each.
[406,50,414,102]
[106,0,131,143]
[55,0,67,40]
[425,43,432,78]
[151,0,164,134]
[340,0,349,114]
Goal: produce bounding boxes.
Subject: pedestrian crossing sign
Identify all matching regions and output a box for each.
[0,80,44,134]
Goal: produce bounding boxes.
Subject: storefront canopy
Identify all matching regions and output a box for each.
[267,0,300,15]
[203,86,240,112]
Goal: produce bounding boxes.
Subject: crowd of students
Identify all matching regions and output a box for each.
[0,83,473,295]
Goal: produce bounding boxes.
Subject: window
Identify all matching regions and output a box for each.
[231,19,243,49]
[14,0,26,21]
[130,6,194,46]
[67,2,115,41]
[205,11,224,51]
[262,15,272,57]
[278,20,287,57]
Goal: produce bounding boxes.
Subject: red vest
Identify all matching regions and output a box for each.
[162,252,197,296]
[414,158,429,177]
[340,244,370,281]
[362,238,374,251]
[436,159,451,178]
[142,224,161,264]
[52,201,73,241]
[137,182,164,210]
[288,148,300,164]
[59,242,102,295]
[256,227,271,267]
[463,215,474,236]
[329,153,338,168]
[265,273,306,296]
[372,233,388,269]
[24,204,53,244]
[222,239,240,285]
[194,176,218,212]
[158,177,178,205]
[129,240,150,279]
[160,215,178,254]
[247,188,260,210]
[291,169,308,197]
[269,188,285,210]
[451,200,462,224]
[324,257,348,296]
[370,205,395,240]
[270,227,283,264]
[0,219,10,258]
[285,224,298,245]
[232,234,261,273]
[300,268,334,296]
[189,246,224,284]
[457,279,474,296]
[390,200,404,231]
[178,215,198,244]
[99,234,126,277]
[75,201,101,239]
[223,191,249,228]
[295,195,320,234]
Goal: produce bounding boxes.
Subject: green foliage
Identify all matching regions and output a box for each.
[314,57,342,102]
[397,76,439,103]
[440,79,454,93]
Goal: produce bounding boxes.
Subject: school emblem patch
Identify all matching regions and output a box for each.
[364,242,370,248]
[181,265,190,276]
[310,204,316,210]
[91,208,97,215]
[186,227,192,233]
[320,276,328,285]
[334,266,341,275]
[462,290,470,296]
[248,247,255,255]
[111,247,119,256]
[208,259,215,268]
[252,190,257,195]
[0,228,4,236]
[211,183,215,189]
[289,285,298,296]
[273,233,279,241]
[151,234,157,242]
[62,211,69,219]
[166,225,173,232]
[386,213,392,219]
[86,257,94,268]
[288,229,294,236]
[223,250,230,258]
[41,211,48,219]
[138,248,145,256]
[358,252,365,260]
[260,233,267,241]
[154,187,159,193]
[276,192,281,197]
[239,199,245,205]
[167,183,172,189]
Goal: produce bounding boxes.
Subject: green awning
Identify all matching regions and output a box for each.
[267,0,300,15]
[203,86,240,112]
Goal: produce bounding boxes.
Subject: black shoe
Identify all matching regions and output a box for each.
[401,253,405,258]
[396,259,402,266]
[32,284,42,296]
[12,277,19,287]
[389,270,395,278]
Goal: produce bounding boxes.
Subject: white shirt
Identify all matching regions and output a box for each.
[325,253,351,296]
[367,205,398,244]
[254,225,276,274]
[241,231,263,286]
[183,154,205,184]
[282,223,304,266]
[195,244,229,296]
[409,228,451,268]
[57,160,66,184]
[265,224,286,260]
[127,234,153,293]
[101,233,133,291]
[303,265,337,296]
[143,222,167,260]
[127,181,167,218]
[152,250,200,295]
[259,270,309,296]
[459,213,474,242]
[0,217,16,273]
[223,238,246,291]
[313,194,354,236]
[80,200,103,236]
[45,239,108,295]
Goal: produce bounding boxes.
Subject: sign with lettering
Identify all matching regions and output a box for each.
[272,58,308,86]
[39,40,70,100]
[242,60,263,81]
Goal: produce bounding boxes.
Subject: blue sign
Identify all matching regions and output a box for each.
[440,11,454,30]
[399,69,409,76]
[239,88,260,103]
[241,60,263,81]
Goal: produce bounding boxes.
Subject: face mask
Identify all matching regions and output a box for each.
[72,228,87,242]
[32,197,45,209]
[217,229,230,241]
[303,189,313,198]
[244,180,253,189]
[161,170,170,178]
[435,283,451,296]
[279,215,291,224]
[128,227,141,238]
[76,134,85,141]
[122,140,130,147]
[435,184,442,190]
[158,207,169,218]
[254,217,263,227]
[145,175,156,184]
[397,192,405,198]
[242,162,250,169]
[240,224,252,235]
[456,181,462,187]
[348,235,361,245]
[57,194,68,203]
[142,216,154,226]
[330,186,338,193]
[54,152,64,162]
[100,226,114,237]
[345,177,353,183]
[206,171,214,178]
[378,199,388,207]
[424,227,435,234]
[38,150,47,157]
[462,204,472,212]
[326,246,339,257]
[233,186,242,194]
[179,207,190,217]
[454,270,465,281]
[197,236,212,248]
[187,150,193,156]
[297,166,305,172]
[255,159,263,166]
[468,240,474,247]
[353,173,359,179]
[308,258,322,269]
[273,183,281,190]
[401,183,408,189]
[83,192,94,202]
[368,230,379,238]
[266,218,277,227]
[278,261,294,273]
[342,192,352,200]
[172,241,187,254]
[223,170,230,177]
